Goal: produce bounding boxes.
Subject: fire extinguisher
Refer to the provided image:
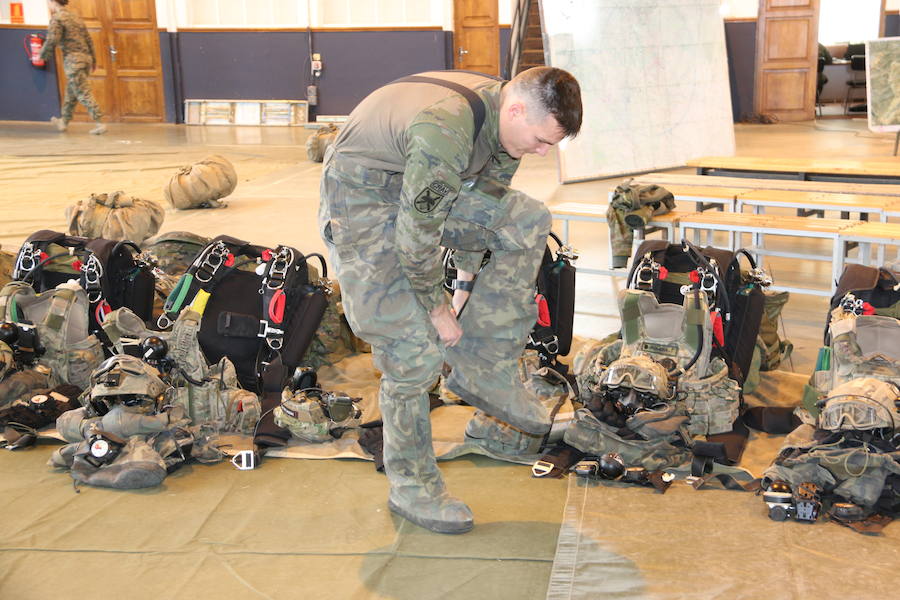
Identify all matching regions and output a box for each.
[24,34,46,69]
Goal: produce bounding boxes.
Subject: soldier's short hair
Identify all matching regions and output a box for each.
[507,67,583,138]
[54,0,70,6]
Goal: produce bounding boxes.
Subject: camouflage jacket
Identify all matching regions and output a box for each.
[330,71,520,313]
[40,8,96,68]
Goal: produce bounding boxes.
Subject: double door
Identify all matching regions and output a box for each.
[57,0,165,122]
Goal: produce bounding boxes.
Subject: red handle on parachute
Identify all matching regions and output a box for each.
[269,289,285,323]
[536,294,551,327]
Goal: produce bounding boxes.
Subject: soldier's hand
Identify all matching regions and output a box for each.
[451,289,470,315]
[429,303,463,347]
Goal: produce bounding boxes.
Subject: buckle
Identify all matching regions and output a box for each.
[531,460,555,477]
[544,336,559,355]
[258,320,285,350]
[196,242,228,282]
[14,243,36,278]
[263,247,294,291]
[231,450,257,470]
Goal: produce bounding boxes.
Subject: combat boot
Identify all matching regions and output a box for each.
[444,347,552,435]
[51,116,67,132]
[380,387,474,534]
[90,123,107,135]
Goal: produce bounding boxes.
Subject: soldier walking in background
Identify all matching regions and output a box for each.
[41,0,106,135]
[319,67,581,534]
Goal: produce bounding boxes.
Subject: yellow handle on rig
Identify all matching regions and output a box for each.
[190,288,211,315]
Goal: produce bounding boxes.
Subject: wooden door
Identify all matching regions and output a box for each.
[453,0,499,76]
[753,0,820,122]
[56,0,164,122]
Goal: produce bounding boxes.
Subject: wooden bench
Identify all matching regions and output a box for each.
[736,189,895,221]
[548,202,695,275]
[687,156,900,184]
[677,212,862,296]
[838,222,900,269]
[635,172,900,197]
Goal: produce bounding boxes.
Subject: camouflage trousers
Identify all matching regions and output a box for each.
[319,155,549,501]
[61,65,102,122]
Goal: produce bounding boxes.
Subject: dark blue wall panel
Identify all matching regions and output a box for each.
[177,30,448,117]
[500,26,511,78]
[310,30,449,115]
[886,13,900,37]
[159,31,176,123]
[724,20,756,121]
[0,27,60,122]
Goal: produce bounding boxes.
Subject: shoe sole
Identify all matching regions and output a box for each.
[387,498,474,534]
[445,377,551,436]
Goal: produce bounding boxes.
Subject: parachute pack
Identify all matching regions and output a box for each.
[12,230,156,343]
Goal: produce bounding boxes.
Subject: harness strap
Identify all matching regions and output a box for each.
[387,74,493,142]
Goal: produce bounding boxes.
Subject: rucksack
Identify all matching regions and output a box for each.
[157,234,329,393]
[142,231,211,277]
[12,231,156,344]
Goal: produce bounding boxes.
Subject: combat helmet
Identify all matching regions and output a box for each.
[818,377,900,432]
[601,354,673,415]
[89,354,169,413]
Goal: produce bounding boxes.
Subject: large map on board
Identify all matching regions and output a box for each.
[867,37,900,132]
[541,0,735,183]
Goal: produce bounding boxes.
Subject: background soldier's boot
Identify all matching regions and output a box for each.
[51,117,67,132]
[381,387,474,534]
[90,122,107,135]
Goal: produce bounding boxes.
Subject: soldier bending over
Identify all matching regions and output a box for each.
[319,67,582,534]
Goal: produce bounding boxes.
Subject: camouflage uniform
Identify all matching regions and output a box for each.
[318,71,551,533]
[40,7,103,123]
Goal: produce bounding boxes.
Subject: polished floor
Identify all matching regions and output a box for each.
[0,115,897,599]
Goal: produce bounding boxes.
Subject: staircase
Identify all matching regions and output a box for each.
[517,1,545,73]
[507,0,545,77]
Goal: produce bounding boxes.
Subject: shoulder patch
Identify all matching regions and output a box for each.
[414,180,456,214]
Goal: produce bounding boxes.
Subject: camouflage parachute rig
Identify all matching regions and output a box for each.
[49,354,204,489]
[562,240,769,480]
[761,376,900,534]
[154,235,332,450]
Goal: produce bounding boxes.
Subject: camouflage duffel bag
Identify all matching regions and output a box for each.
[65,191,165,245]
[306,124,339,162]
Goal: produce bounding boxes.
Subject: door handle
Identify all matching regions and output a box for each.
[109,45,117,61]
[458,47,469,60]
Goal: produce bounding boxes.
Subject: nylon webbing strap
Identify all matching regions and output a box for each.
[621,293,641,344]
[388,75,487,142]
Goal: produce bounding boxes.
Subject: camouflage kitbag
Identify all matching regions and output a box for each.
[306,124,340,162]
[65,191,165,245]
[142,231,210,277]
